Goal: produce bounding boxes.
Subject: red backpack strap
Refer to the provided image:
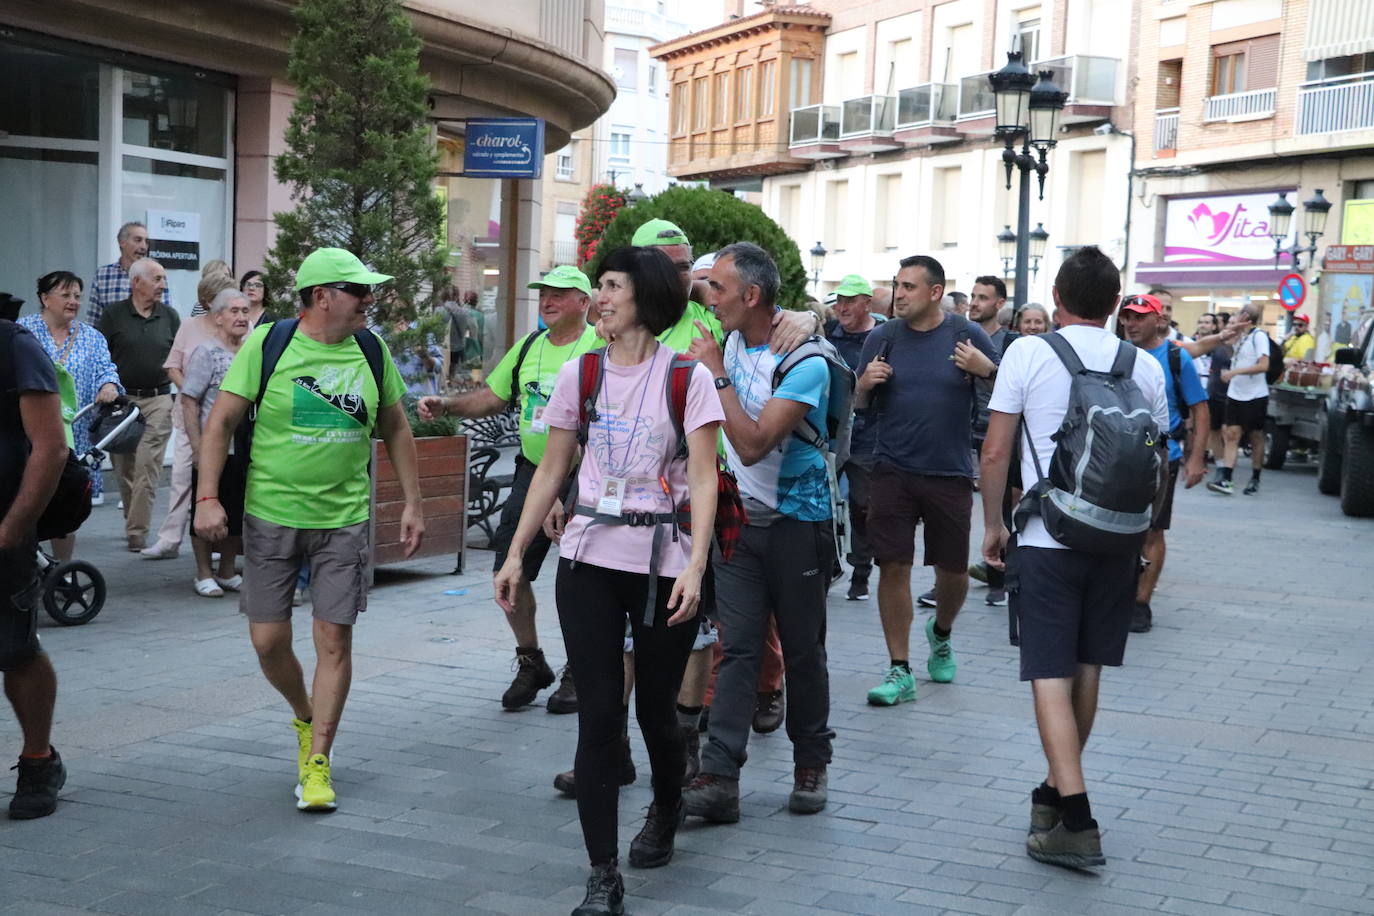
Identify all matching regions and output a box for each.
[576,349,605,447]
[665,356,696,461]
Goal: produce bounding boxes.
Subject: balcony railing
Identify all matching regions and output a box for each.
[896,82,957,127]
[957,69,997,119]
[1033,55,1120,105]
[789,104,842,146]
[1297,72,1374,135]
[1154,107,1179,152]
[840,95,896,138]
[1203,87,1276,121]
[605,4,689,42]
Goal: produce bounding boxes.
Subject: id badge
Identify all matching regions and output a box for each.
[530,405,548,433]
[597,477,627,516]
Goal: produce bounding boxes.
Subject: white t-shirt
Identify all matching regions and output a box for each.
[988,325,1169,550]
[1227,328,1270,402]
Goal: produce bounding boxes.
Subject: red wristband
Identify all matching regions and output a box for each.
[196,496,219,504]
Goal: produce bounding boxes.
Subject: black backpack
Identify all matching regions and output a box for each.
[234,318,386,462]
[0,321,93,540]
[1262,331,1284,385]
[1014,332,1162,555]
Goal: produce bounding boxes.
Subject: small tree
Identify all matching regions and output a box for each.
[588,186,810,309]
[264,0,447,335]
[575,183,628,266]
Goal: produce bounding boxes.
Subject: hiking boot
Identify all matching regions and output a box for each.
[502,649,555,709]
[1206,478,1234,495]
[985,588,1007,607]
[681,722,701,786]
[628,799,685,868]
[572,861,625,915]
[1130,602,1152,634]
[1243,478,1260,495]
[846,568,871,601]
[752,690,784,734]
[554,733,636,796]
[968,561,990,585]
[789,766,828,814]
[8,749,66,820]
[291,717,313,781]
[1026,821,1105,868]
[866,665,916,706]
[547,665,578,714]
[916,587,938,608]
[296,754,336,811]
[682,772,740,823]
[1030,801,1061,835]
[925,618,957,683]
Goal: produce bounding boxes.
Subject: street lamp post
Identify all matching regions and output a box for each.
[810,241,827,293]
[988,52,1067,308]
[627,182,649,204]
[1268,189,1331,271]
[997,225,1017,278]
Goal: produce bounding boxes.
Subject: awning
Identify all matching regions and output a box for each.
[1134,260,1290,289]
[1304,0,1374,62]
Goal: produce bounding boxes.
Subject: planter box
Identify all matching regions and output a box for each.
[369,434,468,580]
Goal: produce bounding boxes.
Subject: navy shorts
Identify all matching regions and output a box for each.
[491,456,554,581]
[1010,546,1136,681]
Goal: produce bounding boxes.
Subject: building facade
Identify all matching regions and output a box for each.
[1,0,614,357]
[1130,0,1374,349]
[654,0,1135,305]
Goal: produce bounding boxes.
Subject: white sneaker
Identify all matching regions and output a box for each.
[140,541,180,560]
[90,494,105,507]
[117,499,124,510]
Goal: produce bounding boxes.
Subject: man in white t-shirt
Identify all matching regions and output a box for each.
[1207,304,1270,496]
[980,247,1169,870]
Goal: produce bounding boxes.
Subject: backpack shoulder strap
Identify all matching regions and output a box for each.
[256,318,300,409]
[771,343,829,452]
[352,329,386,397]
[665,356,696,461]
[507,329,547,410]
[1108,339,1137,378]
[1040,330,1089,377]
[575,348,606,447]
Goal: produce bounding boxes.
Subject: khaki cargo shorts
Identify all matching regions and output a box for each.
[241,514,369,625]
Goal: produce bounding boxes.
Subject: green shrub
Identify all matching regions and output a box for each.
[588,186,808,309]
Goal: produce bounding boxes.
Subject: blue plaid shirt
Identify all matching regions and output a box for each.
[87,260,170,325]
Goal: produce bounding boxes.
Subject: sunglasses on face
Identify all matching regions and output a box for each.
[322,281,371,298]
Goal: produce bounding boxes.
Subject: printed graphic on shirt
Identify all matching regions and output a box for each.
[291,366,369,436]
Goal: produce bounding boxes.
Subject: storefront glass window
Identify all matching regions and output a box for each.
[122,70,227,157]
[122,156,228,312]
[0,148,98,303]
[0,42,99,141]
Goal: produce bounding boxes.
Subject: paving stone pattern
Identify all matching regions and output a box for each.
[2,465,1372,915]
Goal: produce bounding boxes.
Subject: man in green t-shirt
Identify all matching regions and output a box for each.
[417,264,599,712]
[193,248,424,814]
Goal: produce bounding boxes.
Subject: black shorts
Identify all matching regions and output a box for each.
[1208,395,1227,431]
[1224,397,1268,433]
[0,543,43,673]
[1010,546,1136,681]
[1152,459,1181,531]
[868,462,973,572]
[190,453,247,538]
[491,455,553,582]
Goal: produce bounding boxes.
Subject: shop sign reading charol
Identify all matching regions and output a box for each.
[1163,190,1298,263]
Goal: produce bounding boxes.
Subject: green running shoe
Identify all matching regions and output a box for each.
[926,618,957,683]
[866,665,916,706]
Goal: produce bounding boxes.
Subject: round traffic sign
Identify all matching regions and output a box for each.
[1277,273,1306,312]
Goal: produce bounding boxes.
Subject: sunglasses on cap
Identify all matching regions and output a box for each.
[1119,295,1160,313]
[321,281,371,298]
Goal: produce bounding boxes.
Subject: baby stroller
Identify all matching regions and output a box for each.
[37,398,145,626]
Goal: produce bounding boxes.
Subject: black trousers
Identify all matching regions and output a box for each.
[556,558,698,866]
[842,459,873,571]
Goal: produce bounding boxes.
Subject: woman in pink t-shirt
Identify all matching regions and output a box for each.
[495,246,722,912]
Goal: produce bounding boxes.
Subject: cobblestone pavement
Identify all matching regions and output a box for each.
[2,463,1372,916]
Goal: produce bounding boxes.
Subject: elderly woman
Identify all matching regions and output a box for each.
[183,288,253,597]
[140,271,239,560]
[1017,302,1051,336]
[18,271,121,553]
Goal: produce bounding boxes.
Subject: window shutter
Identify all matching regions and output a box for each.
[1246,34,1280,89]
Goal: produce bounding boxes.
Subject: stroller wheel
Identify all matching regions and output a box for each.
[43,560,106,626]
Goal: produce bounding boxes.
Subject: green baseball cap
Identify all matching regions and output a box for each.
[294,248,393,290]
[631,218,690,247]
[527,264,592,295]
[834,274,873,297]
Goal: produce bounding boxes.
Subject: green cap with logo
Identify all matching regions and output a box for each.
[631,218,690,247]
[294,248,394,291]
[834,274,873,298]
[527,264,592,296]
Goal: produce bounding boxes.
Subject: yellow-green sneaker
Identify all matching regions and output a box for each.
[926,618,957,683]
[296,754,336,811]
[291,717,312,781]
[866,665,916,706]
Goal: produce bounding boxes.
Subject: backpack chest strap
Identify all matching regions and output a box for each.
[570,504,691,626]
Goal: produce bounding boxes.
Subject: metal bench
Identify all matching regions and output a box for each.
[462,410,521,542]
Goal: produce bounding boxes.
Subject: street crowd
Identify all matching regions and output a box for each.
[1,214,1293,916]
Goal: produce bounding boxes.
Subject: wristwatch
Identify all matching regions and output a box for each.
[714,376,733,391]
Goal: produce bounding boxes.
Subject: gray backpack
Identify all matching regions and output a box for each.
[1014,332,1162,555]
